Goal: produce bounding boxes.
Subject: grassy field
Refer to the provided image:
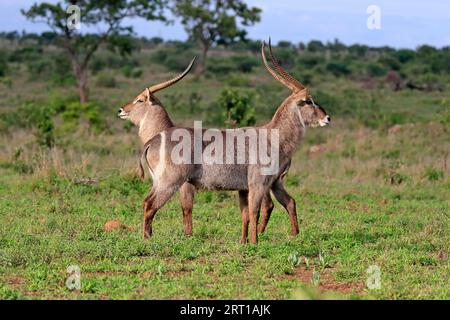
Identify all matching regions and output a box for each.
[0,45,449,299]
[0,119,448,299]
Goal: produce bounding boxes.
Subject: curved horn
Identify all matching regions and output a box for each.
[268,38,306,91]
[148,57,196,93]
[261,41,297,91]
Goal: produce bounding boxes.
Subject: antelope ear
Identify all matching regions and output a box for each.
[144,88,151,103]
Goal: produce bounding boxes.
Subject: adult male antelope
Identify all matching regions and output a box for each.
[126,40,330,244]
[118,55,295,240]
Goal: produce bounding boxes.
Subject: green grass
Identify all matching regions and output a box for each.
[0,45,449,300]
[0,121,448,300]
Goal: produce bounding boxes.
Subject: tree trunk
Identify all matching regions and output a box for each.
[194,43,209,75]
[73,61,89,103]
[78,73,88,104]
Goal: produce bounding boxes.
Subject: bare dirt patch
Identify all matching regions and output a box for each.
[279,266,365,294]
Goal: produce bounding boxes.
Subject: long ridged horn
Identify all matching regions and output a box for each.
[268,38,306,92]
[261,41,297,91]
[148,57,196,93]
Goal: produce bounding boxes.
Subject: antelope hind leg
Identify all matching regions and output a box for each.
[271,180,299,236]
[238,190,250,244]
[180,182,195,236]
[247,186,265,244]
[142,183,179,239]
[258,192,274,234]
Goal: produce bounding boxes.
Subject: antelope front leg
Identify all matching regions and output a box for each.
[238,190,250,244]
[247,187,265,244]
[180,182,195,236]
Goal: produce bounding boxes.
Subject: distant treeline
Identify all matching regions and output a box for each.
[1,31,449,145]
[2,31,449,92]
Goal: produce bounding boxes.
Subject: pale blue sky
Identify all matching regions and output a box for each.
[1,0,450,49]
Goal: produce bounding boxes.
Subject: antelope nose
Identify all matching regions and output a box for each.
[326,115,331,122]
[118,108,123,114]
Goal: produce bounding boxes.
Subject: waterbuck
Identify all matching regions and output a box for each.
[123,40,330,244]
[118,53,296,239]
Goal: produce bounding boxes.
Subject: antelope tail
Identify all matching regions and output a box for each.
[139,158,145,182]
[139,144,152,182]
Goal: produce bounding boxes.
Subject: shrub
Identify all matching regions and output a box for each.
[394,49,415,63]
[366,63,388,77]
[297,54,325,68]
[378,55,400,71]
[122,65,143,78]
[16,103,55,147]
[151,48,196,72]
[441,105,450,126]
[424,167,444,181]
[218,89,256,127]
[307,40,325,52]
[95,71,117,88]
[9,46,43,63]
[225,73,251,87]
[269,48,296,69]
[326,62,351,77]
[231,55,259,73]
[90,52,138,74]
[58,101,106,134]
[0,50,8,77]
[51,55,75,85]
[208,57,235,75]
[313,90,341,116]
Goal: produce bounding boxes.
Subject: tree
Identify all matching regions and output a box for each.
[173,0,261,74]
[22,0,167,103]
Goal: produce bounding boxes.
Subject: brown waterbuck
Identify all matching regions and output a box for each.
[119,40,330,244]
[117,52,296,240]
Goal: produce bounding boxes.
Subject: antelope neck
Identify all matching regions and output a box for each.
[266,96,305,158]
[138,105,174,144]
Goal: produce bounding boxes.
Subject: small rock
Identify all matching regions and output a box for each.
[308,144,326,156]
[388,124,402,134]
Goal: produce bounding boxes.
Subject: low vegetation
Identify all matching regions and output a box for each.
[0,33,448,299]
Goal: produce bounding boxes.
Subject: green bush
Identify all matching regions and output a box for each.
[90,52,139,74]
[151,48,196,72]
[95,71,117,88]
[297,54,325,68]
[218,88,256,127]
[208,57,236,75]
[231,55,259,73]
[269,47,296,69]
[0,50,8,77]
[57,101,106,134]
[9,46,43,63]
[378,55,400,71]
[366,63,388,77]
[441,105,450,126]
[424,167,444,181]
[51,55,75,85]
[225,73,251,87]
[394,49,415,63]
[326,62,351,77]
[122,65,143,78]
[15,103,55,147]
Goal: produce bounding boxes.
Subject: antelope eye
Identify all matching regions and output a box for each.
[137,99,144,103]
[297,100,306,106]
